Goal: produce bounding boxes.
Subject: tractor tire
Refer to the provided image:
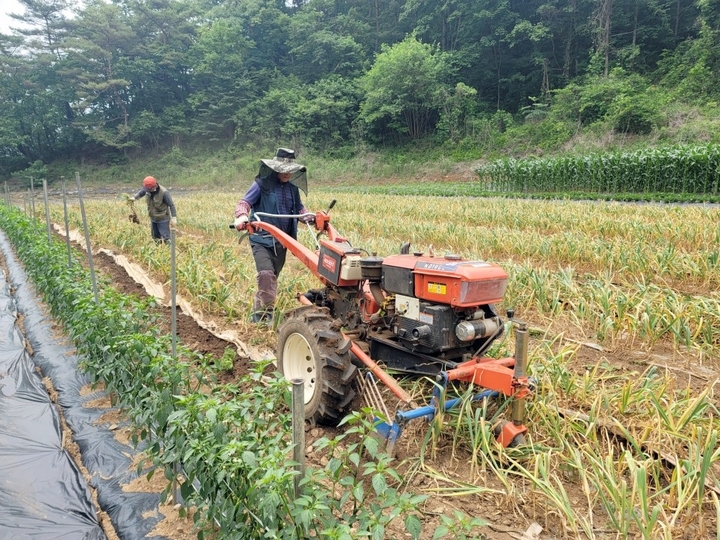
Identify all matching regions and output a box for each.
[277,307,358,425]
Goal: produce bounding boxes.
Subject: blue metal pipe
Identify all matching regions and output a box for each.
[373,371,502,454]
[395,388,500,425]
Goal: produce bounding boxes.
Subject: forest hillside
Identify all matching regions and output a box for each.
[1,0,719,185]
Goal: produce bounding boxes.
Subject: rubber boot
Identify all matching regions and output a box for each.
[251,270,276,325]
[250,307,274,325]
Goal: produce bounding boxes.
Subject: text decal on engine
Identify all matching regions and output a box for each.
[416,260,491,271]
[427,282,447,295]
[321,255,337,273]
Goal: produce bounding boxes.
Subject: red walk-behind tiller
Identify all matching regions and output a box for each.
[232,200,532,450]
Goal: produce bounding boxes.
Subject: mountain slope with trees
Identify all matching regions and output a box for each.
[1,0,719,181]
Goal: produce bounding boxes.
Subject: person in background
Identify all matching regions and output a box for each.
[234,148,313,324]
[133,176,177,244]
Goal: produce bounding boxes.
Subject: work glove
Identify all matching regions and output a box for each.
[170,217,177,229]
[234,215,249,230]
[299,213,315,225]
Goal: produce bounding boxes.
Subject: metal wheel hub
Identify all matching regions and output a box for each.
[282,333,316,404]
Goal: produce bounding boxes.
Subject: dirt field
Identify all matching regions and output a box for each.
[86,241,719,540]
[22,184,717,540]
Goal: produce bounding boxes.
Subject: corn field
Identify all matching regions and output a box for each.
[480,143,720,195]
[34,189,720,539]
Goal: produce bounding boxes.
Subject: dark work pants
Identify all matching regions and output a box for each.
[251,242,287,311]
[151,220,171,243]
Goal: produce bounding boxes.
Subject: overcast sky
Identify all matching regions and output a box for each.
[1,0,26,34]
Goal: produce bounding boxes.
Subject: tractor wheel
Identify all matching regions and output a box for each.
[277,307,358,425]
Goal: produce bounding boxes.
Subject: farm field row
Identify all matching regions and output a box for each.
[42,190,720,539]
[49,191,720,354]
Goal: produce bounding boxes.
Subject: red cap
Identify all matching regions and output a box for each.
[143,176,157,189]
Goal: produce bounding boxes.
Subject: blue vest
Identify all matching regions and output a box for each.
[249,174,303,248]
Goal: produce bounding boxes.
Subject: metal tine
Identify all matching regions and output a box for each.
[356,373,372,408]
[357,371,391,422]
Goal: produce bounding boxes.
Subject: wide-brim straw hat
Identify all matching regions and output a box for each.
[259,148,308,194]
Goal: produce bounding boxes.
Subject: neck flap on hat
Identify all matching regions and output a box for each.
[259,148,308,194]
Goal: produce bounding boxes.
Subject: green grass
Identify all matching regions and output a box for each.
[25,142,720,206]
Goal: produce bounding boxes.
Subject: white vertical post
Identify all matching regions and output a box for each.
[75,172,98,302]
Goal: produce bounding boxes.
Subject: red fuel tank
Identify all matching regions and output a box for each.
[381,254,508,308]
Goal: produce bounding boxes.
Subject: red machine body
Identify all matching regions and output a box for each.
[380,254,508,307]
[244,208,530,446]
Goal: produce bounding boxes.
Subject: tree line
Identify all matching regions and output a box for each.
[0,0,718,178]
